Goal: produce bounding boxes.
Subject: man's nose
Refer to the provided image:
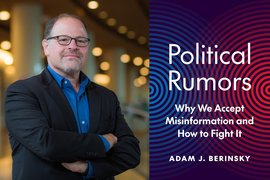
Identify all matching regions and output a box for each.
[68,39,78,49]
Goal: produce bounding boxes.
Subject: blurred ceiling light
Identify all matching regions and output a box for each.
[140,67,149,76]
[138,76,147,85]
[118,26,128,34]
[133,79,141,87]
[0,49,13,65]
[99,11,108,19]
[127,31,136,39]
[144,59,149,67]
[107,18,116,26]
[88,1,99,9]
[94,74,110,85]
[4,56,13,65]
[5,66,16,75]
[120,54,130,63]
[100,62,110,71]
[0,11,10,21]
[138,36,147,44]
[92,47,102,56]
[1,41,11,50]
[133,57,143,66]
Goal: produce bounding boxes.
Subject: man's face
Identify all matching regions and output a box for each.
[42,17,89,77]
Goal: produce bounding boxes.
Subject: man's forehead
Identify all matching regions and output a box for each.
[51,17,87,36]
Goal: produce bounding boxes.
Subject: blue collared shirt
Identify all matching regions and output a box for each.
[47,65,110,179]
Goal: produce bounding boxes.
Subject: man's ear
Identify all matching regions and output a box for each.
[42,39,49,56]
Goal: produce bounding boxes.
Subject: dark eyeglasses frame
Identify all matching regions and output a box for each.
[47,35,90,47]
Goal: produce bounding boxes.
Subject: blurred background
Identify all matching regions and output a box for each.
[0,0,149,179]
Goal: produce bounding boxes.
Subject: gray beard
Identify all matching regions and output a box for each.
[60,50,83,74]
[61,59,82,74]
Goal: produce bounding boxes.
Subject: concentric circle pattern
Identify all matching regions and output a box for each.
[150,1,270,179]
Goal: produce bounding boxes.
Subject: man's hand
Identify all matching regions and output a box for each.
[102,133,118,149]
[61,161,88,173]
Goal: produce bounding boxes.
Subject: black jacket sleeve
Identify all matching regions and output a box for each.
[5,80,106,163]
[90,91,141,180]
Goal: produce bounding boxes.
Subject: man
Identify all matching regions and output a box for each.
[5,13,140,180]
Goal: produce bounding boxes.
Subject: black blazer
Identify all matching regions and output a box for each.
[5,68,140,180]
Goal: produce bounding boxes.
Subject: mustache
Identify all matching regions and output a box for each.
[61,50,83,59]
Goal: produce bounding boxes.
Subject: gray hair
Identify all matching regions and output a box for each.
[44,13,89,39]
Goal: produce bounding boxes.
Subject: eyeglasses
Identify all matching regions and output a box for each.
[47,35,90,47]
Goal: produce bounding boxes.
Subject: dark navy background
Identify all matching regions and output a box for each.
[167,0,258,22]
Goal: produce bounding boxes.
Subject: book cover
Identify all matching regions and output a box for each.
[149,0,270,179]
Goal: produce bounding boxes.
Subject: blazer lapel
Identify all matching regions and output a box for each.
[41,68,79,132]
[86,82,101,133]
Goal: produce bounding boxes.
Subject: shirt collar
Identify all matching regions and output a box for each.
[47,65,90,89]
